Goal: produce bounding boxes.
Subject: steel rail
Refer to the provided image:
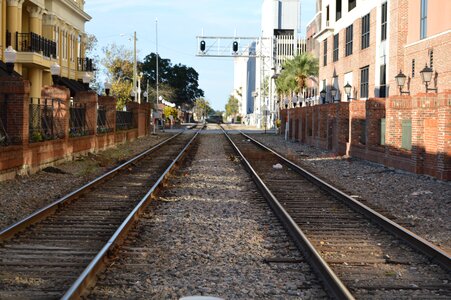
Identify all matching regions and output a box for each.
[0,129,190,242]
[221,127,354,300]
[61,127,203,299]
[239,131,451,272]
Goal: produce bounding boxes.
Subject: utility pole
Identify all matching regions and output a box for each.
[133,31,137,101]
[154,18,159,134]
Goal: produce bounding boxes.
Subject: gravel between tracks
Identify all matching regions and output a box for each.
[0,133,172,230]
[248,132,451,253]
[88,133,328,299]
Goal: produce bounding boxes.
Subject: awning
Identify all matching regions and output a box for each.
[58,77,89,97]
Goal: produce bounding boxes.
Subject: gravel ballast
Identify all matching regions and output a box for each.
[0,134,171,230]
[249,133,451,253]
[88,133,328,299]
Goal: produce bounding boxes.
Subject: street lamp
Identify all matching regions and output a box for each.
[330,86,338,102]
[143,91,148,103]
[4,46,17,75]
[130,90,136,101]
[82,72,91,89]
[320,88,326,104]
[50,62,61,85]
[284,98,289,140]
[420,64,437,93]
[395,70,410,95]
[292,95,298,107]
[104,80,112,96]
[262,104,268,134]
[344,82,356,101]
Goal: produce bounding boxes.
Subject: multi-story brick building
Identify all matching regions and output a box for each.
[313,0,451,103]
[1,0,93,98]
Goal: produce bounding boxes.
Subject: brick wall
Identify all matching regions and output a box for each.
[280,91,450,180]
[0,81,151,181]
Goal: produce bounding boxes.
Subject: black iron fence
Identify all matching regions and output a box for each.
[78,58,95,72]
[16,32,56,58]
[0,97,9,146]
[29,98,65,143]
[97,106,113,134]
[116,111,134,131]
[69,103,90,137]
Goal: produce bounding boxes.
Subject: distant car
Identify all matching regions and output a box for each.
[206,116,223,124]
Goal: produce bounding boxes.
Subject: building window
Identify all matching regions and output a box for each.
[361,13,370,49]
[323,39,328,66]
[326,5,330,25]
[345,24,353,56]
[336,0,342,21]
[381,2,387,41]
[420,0,428,39]
[380,64,386,98]
[348,0,356,11]
[333,33,339,62]
[412,59,415,77]
[360,66,369,98]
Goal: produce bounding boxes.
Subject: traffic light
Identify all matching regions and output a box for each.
[200,40,206,52]
[232,41,238,53]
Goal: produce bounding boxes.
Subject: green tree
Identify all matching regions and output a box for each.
[276,53,319,100]
[225,95,239,118]
[193,97,213,121]
[140,53,204,107]
[163,106,178,121]
[101,43,134,109]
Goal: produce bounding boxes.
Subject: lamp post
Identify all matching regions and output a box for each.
[130,90,136,102]
[50,62,61,85]
[82,72,91,89]
[137,71,143,104]
[143,91,148,103]
[4,46,17,75]
[394,70,410,95]
[284,98,289,140]
[320,88,326,104]
[420,64,437,93]
[344,82,356,101]
[262,104,268,134]
[330,86,338,102]
[104,80,112,96]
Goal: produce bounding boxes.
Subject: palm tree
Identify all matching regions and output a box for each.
[276,52,319,105]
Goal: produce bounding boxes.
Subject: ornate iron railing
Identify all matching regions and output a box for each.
[29,98,65,143]
[0,97,9,146]
[78,58,95,72]
[16,32,56,58]
[116,111,134,131]
[97,106,113,134]
[69,103,90,137]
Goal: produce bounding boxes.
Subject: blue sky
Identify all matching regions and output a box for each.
[85,0,316,110]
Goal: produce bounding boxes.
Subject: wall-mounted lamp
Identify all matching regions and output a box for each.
[344,82,357,101]
[4,46,17,75]
[394,70,410,95]
[330,86,338,102]
[82,72,91,90]
[320,88,326,104]
[419,64,437,93]
[50,62,61,85]
[104,81,112,96]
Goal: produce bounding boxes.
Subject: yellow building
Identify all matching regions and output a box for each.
[1,0,92,98]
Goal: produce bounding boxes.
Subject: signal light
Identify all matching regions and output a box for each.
[200,40,206,52]
[233,41,238,53]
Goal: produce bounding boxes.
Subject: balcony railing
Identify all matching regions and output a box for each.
[15,32,56,58]
[78,58,95,72]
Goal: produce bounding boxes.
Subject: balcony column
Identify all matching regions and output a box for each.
[6,0,24,73]
[27,6,44,35]
[26,6,45,99]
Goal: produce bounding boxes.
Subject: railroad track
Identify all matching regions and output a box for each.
[223,127,451,299]
[0,126,202,299]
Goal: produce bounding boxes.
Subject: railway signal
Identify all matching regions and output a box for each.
[232,41,238,53]
[200,40,206,52]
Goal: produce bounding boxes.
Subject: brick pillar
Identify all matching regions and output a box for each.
[98,96,117,132]
[41,85,70,140]
[75,91,98,135]
[126,102,151,137]
[0,76,30,145]
[437,90,451,180]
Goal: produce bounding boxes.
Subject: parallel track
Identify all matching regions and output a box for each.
[0,126,202,299]
[223,128,450,299]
